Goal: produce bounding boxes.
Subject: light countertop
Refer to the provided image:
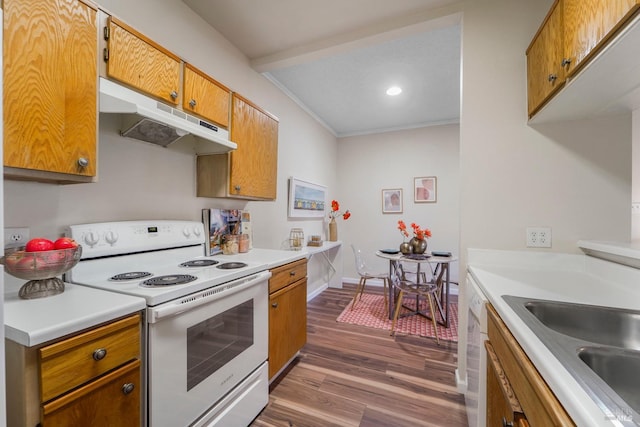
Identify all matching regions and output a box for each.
[3,273,146,347]
[468,248,640,427]
[218,241,341,268]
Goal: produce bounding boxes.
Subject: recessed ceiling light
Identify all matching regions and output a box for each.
[386,86,402,96]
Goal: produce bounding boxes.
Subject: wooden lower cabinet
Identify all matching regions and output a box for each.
[487,304,574,426]
[268,259,307,380]
[5,313,142,426]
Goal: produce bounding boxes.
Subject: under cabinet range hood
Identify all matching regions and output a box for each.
[98,77,237,154]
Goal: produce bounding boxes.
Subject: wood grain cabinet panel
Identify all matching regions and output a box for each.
[105,16,181,104]
[563,0,640,76]
[526,0,565,117]
[42,360,141,427]
[3,0,97,180]
[197,93,279,200]
[183,63,230,127]
[269,260,307,380]
[487,305,575,426]
[485,341,526,427]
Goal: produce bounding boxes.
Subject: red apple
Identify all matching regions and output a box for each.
[53,237,78,250]
[25,238,55,252]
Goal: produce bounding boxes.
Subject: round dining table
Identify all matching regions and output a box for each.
[376,250,458,327]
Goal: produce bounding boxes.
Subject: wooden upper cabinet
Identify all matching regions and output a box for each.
[229,94,278,199]
[105,17,181,105]
[563,0,640,76]
[183,64,230,127]
[3,0,98,179]
[527,0,565,117]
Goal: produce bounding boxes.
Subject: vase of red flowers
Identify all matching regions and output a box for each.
[397,220,412,254]
[409,222,432,254]
[328,200,351,242]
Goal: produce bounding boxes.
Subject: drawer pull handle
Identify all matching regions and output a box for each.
[92,348,107,361]
[272,302,278,308]
[289,271,296,276]
[122,382,135,395]
[502,417,514,427]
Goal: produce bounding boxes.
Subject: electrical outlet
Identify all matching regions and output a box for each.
[4,227,30,249]
[526,227,551,248]
[633,203,640,214]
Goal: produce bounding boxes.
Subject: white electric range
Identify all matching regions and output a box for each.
[65,220,271,427]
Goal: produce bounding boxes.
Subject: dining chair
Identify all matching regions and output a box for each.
[351,244,389,314]
[390,277,440,345]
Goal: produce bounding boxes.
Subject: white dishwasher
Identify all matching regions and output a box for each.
[465,273,489,427]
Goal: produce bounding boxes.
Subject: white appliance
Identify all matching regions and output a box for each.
[65,220,270,427]
[464,273,489,427]
[99,77,237,154]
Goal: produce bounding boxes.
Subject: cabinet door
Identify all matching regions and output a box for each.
[4,0,97,177]
[485,341,526,427]
[42,360,141,427]
[230,94,278,199]
[526,0,564,117]
[564,0,640,76]
[106,17,181,104]
[269,278,307,379]
[183,63,230,127]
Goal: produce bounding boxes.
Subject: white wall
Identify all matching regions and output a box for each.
[337,124,460,283]
[457,0,632,379]
[3,0,339,297]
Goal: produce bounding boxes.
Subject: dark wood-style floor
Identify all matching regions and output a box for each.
[251,284,467,427]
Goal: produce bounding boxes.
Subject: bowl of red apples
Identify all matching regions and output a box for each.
[1,237,82,299]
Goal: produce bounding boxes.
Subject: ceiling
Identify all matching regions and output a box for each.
[182,0,462,137]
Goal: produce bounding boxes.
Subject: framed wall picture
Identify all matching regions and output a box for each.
[414,176,437,203]
[382,188,403,213]
[288,177,326,218]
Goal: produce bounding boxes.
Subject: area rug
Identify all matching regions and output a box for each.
[336,293,458,342]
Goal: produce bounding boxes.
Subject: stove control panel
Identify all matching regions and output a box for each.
[66,220,206,259]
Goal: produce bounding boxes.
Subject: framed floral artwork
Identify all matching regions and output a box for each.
[414,176,437,203]
[288,177,326,218]
[382,188,403,213]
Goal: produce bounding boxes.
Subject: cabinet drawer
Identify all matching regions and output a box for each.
[42,359,141,426]
[269,259,307,294]
[487,305,574,426]
[39,314,140,402]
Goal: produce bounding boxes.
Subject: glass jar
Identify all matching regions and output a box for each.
[289,228,304,250]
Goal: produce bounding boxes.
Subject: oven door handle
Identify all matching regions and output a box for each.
[148,270,271,323]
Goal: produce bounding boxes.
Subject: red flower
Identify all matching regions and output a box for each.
[397,220,409,238]
[406,221,432,240]
[329,199,351,220]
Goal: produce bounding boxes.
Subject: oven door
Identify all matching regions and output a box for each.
[146,271,270,427]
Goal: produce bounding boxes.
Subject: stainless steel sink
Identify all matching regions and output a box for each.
[503,296,640,426]
[524,299,640,349]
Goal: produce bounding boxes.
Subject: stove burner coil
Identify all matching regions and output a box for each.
[110,272,153,281]
[141,274,198,287]
[179,259,219,268]
[216,262,248,270]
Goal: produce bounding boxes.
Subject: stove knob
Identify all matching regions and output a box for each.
[105,231,119,245]
[83,231,99,247]
[182,227,191,238]
[192,226,202,237]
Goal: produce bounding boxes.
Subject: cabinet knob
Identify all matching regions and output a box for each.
[234,185,241,192]
[189,99,197,108]
[561,57,571,67]
[170,91,178,100]
[289,271,296,276]
[271,302,278,308]
[547,74,557,82]
[77,157,89,168]
[122,382,135,395]
[502,417,514,427]
[92,348,107,361]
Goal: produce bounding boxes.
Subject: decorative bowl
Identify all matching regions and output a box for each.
[1,246,82,299]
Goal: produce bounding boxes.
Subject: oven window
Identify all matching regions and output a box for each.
[187,300,254,390]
